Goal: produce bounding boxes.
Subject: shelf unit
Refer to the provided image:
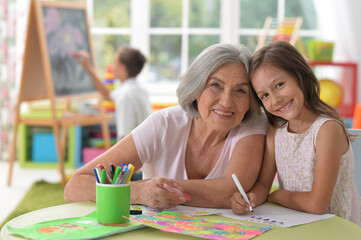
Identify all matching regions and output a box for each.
[308,61,358,118]
[18,122,116,169]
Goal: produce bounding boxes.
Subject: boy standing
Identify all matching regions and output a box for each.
[73,46,152,139]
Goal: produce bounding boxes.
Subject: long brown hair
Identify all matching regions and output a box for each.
[249,41,349,135]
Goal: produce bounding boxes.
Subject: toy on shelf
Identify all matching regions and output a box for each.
[319,79,342,108]
[88,131,117,148]
[307,40,334,62]
[256,16,304,52]
[103,64,116,112]
[82,129,117,165]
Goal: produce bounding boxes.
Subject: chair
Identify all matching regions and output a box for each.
[349,129,361,194]
[130,170,143,181]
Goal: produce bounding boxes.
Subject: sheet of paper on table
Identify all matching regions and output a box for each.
[219,204,334,227]
[132,204,334,228]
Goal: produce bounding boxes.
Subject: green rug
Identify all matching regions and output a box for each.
[0,180,69,229]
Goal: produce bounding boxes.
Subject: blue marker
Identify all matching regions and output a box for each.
[121,163,127,170]
[93,168,100,183]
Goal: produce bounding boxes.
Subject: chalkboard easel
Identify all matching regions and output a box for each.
[7,0,114,186]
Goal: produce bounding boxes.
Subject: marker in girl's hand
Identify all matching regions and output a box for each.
[162,183,192,201]
[232,173,253,212]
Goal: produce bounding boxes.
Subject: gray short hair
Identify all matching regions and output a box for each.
[177,43,260,126]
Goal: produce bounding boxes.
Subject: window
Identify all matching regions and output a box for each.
[90,0,131,76]
[88,0,319,101]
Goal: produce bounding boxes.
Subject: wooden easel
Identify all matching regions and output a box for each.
[7,0,113,186]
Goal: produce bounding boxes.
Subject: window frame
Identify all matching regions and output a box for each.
[87,0,320,102]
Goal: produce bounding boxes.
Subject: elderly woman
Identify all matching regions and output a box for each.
[64,43,268,209]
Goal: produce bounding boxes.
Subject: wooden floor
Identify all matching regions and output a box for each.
[0,161,66,224]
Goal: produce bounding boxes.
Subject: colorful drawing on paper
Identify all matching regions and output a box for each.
[7,214,145,240]
[131,204,221,216]
[131,211,271,240]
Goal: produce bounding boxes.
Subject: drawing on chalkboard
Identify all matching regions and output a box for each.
[42,6,96,96]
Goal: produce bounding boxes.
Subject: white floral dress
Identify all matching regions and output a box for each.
[275,117,361,226]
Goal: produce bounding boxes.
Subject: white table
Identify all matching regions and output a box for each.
[2,201,361,240]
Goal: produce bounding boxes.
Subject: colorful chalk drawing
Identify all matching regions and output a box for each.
[131,211,271,240]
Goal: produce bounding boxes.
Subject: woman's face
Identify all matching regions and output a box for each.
[251,64,305,122]
[196,62,251,132]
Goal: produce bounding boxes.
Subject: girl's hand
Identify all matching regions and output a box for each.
[231,192,256,214]
[139,177,187,209]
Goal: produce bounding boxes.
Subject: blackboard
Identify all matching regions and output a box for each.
[41,5,96,96]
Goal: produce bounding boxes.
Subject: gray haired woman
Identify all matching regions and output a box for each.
[65,43,268,209]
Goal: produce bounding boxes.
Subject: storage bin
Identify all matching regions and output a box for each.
[32,133,57,162]
[19,124,75,168]
[82,147,106,163]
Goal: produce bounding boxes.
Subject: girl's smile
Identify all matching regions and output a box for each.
[276,99,293,114]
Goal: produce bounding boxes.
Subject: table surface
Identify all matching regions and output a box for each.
[2,202,361,240]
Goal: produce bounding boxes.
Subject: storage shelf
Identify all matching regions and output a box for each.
[18,122,116,169]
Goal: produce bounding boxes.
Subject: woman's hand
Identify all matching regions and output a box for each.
[136,177,187,208]
[231,192,256,214]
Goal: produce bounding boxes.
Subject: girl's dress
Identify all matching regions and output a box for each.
[275,117,361,226]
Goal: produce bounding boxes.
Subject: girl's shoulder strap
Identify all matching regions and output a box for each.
[313,115,346,128]
[313,116,350,142]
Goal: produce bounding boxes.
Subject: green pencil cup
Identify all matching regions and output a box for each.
[96,182,130,225]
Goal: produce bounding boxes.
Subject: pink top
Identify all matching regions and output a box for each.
[275,117,361,226]
[132,106,268,180]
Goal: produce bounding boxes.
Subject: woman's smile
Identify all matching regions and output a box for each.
[213,109,234,118]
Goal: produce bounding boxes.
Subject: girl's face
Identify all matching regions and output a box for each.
[251,64,306,121]
[196,62,251,133]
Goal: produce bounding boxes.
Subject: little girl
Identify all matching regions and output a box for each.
[231,41,361,226]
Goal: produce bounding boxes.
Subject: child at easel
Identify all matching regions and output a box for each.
[231,41,361,226]
[73,46,152,140]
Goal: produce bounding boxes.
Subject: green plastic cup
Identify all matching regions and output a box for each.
[96,182,130,225]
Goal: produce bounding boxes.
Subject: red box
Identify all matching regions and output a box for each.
[82,147,106,163]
